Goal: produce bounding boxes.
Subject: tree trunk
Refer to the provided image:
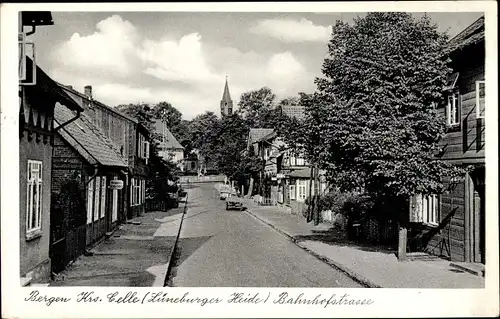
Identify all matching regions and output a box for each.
[306,164,314,223]
[314,165,320,226]
[247,177,254,197]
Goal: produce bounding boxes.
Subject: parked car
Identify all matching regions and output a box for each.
[226,194,245,211]
[219,185,236,200]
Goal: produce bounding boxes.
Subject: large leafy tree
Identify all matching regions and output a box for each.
[116,103,155,131]
[236,86,279,128]
[114,103,179,202]
[315,12,463,199]
[279,13,466,257]
[153,101,182,129]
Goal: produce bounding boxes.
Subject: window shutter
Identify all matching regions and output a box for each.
[458,93,463,129]
[130,178,134,205]
[409,194,423,223]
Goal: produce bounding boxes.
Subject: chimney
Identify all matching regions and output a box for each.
[84,85,93,99]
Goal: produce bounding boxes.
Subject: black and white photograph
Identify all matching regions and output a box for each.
[1,2,498,318]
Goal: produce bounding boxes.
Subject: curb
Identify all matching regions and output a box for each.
[244,208,381,289]
[162,196,188,287]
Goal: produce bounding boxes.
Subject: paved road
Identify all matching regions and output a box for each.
[168,183,362,287]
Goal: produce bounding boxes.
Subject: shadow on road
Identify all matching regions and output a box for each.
[293,228,396,254]
[166,235,212,286]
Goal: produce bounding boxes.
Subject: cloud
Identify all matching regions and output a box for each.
[48,15,320,120]
[139,33,218,84]
[51,15,141,77]
[249,18,332,43]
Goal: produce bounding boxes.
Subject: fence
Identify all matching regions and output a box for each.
[145,199,169,212]
[179,174,225,184]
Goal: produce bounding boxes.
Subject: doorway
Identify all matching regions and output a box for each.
[471,167,485,264]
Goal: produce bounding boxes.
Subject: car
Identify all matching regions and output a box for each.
[226,194,245,211]
[219,190,233,200]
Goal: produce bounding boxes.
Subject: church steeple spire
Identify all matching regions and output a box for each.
[220,76,233,117]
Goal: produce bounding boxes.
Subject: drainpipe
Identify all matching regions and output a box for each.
[25,26,36,36]
[86,166,99,185]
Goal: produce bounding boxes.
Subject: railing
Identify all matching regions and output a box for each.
[145,199,169,212]
[179,174,226,184]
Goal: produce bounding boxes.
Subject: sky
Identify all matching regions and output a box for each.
[27,11,484,120]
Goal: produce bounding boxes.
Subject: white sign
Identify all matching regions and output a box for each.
[109,180,123,190]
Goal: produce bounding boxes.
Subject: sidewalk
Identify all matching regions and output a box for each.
[244,199,485,288]
[50,206,185,287]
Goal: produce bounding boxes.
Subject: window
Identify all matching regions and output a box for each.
[26,161,42,234]
[289,184,296,200]
[94,177,101,220]
[112,176,118,222]
[138,134,143,157]
[87,178,95,224]
[297,180,307,201]
[446,92,460,127]
[422,195,439,225]
[296,157,305,166]
[100,176,106,218]
[476,80,485,119]
[131,178,141,206]
[410,194,439,226]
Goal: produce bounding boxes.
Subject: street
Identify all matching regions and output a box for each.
[167,183,362,287]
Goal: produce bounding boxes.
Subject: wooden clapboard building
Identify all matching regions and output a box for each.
[58,84,150,219]
[18,11,87,285]
[408,16,486,265]
[50,104,128,273]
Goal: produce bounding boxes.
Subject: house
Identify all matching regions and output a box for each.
[58,84,150,220]
[408,16,486,264]
[154,119,184,170]
[50,104,129,272]
[130,123,150,218]
[19,12,85,285]
[183,149,217,176]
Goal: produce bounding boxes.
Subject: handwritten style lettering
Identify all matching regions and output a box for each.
[273,292,374,308]
[24,290,71,306]
[147,292,223,306]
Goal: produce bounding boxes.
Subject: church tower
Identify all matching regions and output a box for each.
[220,76,233,117]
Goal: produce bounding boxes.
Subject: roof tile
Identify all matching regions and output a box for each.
[54,104,128,168]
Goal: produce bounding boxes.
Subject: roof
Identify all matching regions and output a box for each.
[445,16,484,54]
[259,131,277,143]
[248,128,274,146]
[54,104,128,168]
[154,119,184,149]
[287,168,326,178]
[221,77,232,102]
[57,83,138,124]
[281,105,306,120]
[23,57,83,112]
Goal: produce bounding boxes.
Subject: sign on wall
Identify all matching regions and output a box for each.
[109,180,124,190]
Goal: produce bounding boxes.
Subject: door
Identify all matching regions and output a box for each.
[470,167,485,264]
[109,176,118,231]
